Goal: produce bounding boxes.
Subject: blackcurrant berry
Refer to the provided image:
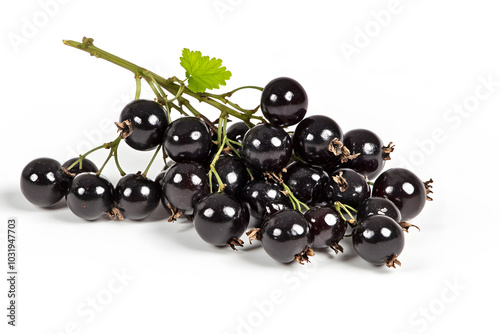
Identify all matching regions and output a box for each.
[356,197,402,223]
[163,116,212,164]
[304,206,346,252]
[240,180,291,228]
[193,193,249,248]
[283,162,330,205]
[226,121,249,144]
[325,168,370,209]
[20,157,67,207]
[210,155,250,196]
[66,173,115,220]
[62,157,98,175]
[260,209,311,264]
[372,168,427,221]
[342,129,388,179]
[162,162,210,214]
[240,124,292,173]
[352,215,404,268]
[261,77,308,127]
[119,99,168,151]
[292,115,343,166]
[115,174,161,220]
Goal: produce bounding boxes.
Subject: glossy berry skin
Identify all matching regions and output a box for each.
[372,168,426,221]
[119,99,168,151]
[352,215,404,266]
[325,168,370,209]
[162,162,210,214]
[356,197,402,223]
[304,206,346,249]
[20,158,67,207]
[240,180,290,228]
[62,157,98,175]
[115,174,161,220]
[343,129,385,180]
[211,155,250,197]
[283,162,330,205]
[240,124,292,173]
[66,173,115,220]
[163,117,212,164]
[261,209,310,263]
[261,77,308,127]
[292,115,343,166]
[226,121,249,144]
[193,193,249,246]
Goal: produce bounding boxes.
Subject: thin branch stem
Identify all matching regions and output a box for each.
[143,145,161,177]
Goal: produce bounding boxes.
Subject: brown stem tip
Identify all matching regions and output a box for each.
[246,228,262,244]
[328,138,343,155]
[107,207,124,221]
[115,120,133,139]
[295,247,315,265]
[424,179,434,201]
[329,242,344,254]
[399,221,420,233]
[382,142,395,160]
[227,237,244,251]
[328,138,360,163]
[385,254,401,268]
[61,166,76,178]
[167,203,184,222]
[332,171,349,192]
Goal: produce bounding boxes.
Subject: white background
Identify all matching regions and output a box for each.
[1,1,499,333]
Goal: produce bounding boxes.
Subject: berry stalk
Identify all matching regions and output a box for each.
[62,37,265,126]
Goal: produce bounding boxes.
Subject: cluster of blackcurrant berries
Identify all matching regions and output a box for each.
[20,77,432,268]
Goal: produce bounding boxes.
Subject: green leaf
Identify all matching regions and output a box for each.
[180,48,232,93]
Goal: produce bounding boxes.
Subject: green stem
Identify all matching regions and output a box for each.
[334,201,356,224]
[282,183,309,212]
[134,75,141,100]
[63,38,264,124]
[66,144,107,171]
[208,136,229,193]
[113,143,126,176]
[96,136,123,175]
[143,145,161,177]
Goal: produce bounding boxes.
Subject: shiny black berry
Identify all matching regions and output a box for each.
[261,77,308,127]
[163,116,212,164]
[20,157,67,207]
[62,157,98,175]
[66,173,115,220]
[240,124,292,173]
[162,162,210,214]
[119,99,168,151]
[260,209,311,264]
[356,197,402,223]
[292,115,343,166]
[343,129,388,179]
[325,168,370,209]
[304,206,346,251]
[352,215,404,268]
[226,121,250,144]
[210,155,250,196]
[193,193,249,248]
[115,174,161,220]
[372,168,427,221]
[240,180,291,228]
[283,162,330,205]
